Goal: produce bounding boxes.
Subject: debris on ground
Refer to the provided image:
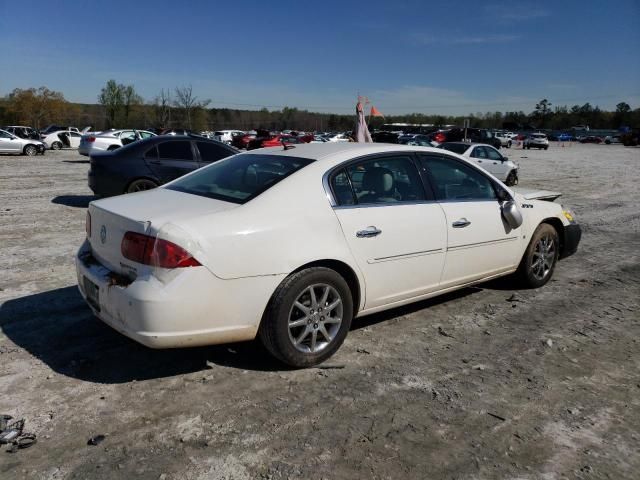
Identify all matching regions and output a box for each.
[87,435,106,446]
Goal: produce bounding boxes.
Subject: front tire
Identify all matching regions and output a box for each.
[516,223,559,288]
[24,145,38,156]
[259,267,353,367]
[505,170,518,186]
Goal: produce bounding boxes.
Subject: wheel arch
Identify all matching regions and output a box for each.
[23,143,39,154]
[540,217,565,255]
[289,259,362,316]
[124,176,160,193]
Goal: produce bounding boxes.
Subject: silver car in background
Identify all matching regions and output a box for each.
[79,129,156,156]
[0,129,46,155]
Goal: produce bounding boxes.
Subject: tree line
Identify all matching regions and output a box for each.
[0,81,638,133]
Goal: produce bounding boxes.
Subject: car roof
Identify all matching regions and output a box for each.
[241,142,451,164]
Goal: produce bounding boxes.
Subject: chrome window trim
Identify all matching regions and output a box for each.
[333,199,439,210]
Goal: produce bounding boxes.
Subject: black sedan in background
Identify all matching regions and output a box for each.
[88,135,238,196]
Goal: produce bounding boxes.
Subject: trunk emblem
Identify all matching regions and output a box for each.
[100,225,107,244]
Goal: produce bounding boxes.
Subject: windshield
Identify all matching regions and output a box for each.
[166,153,314,204]
[438,143,469,154]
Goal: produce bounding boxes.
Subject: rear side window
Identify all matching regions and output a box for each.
[421,155,496,201]
[158,141,193,161]
[331,156,425,206]
[196,141,233,163]
[166,153,313,204]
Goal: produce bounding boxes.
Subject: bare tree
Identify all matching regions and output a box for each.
[174,85,210,129]
[122,85,143,126]
[153,88,172,128]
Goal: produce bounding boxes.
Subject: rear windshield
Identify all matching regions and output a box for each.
[438,143,468,154]
[166,153,314,204]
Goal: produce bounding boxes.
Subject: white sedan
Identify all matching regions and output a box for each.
[41,129,83,150]
[438,142,519,186]
[78,129,155,156]
[76,143,581,367]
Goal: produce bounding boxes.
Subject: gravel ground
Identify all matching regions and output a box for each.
[0,144,639,479]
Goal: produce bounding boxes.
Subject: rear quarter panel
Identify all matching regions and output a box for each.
[173,162,363,284]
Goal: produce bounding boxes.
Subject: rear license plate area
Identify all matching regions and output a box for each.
[83,276,100,311]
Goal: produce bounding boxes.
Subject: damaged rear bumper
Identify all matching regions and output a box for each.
[75,241,282,348]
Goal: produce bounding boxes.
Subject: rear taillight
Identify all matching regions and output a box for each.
[121,232,201,268]
[87,136,96,143]
[86,212,91,238]
[434,132,446,143]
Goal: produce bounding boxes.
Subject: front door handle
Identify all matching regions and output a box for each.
[356,226,382,238]
[149,160,161,165]
[452,218,471,228]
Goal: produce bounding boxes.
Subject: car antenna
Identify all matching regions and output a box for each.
[282,140,295,150]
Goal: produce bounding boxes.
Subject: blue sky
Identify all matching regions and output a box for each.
[1,0,639,114]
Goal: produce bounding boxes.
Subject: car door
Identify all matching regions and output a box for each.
[419,153,523,287]
[2,131,22,153]
[146,140,198,183]
[68,131,82,148]
[329,154,447,309]
[0,131,15,152]
[483,146,510,180]
[195,141,234,166]
[118,130,137,146]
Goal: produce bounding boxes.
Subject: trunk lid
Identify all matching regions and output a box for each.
[87,188,238,275]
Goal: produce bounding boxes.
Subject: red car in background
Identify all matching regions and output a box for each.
[261,135,306,148]
[579,136,603,144]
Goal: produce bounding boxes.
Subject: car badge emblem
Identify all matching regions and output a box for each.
[100,225,107,244]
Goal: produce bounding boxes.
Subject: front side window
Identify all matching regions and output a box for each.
[158,141,193,160]
[421,154,496,201]
[485,147,503,161]
[332,156,425,206]
[166,153,313,204]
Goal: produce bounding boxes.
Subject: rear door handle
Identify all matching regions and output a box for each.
[356,226,382,238]
[452,218,471,228]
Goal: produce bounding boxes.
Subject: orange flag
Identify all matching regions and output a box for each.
[370,105,385,118]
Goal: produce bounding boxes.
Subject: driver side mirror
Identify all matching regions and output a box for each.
[501,156,508,162]
[501,200,523,229]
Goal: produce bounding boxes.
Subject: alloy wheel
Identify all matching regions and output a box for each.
[287,283,343,353]
[531,234,556,280]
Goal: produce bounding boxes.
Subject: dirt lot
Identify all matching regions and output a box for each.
[0,144,639,479]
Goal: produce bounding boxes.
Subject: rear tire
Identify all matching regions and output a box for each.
[259,267,353,367]
[24,145,37,156]
[126,178,158,193]
[516,223,559,288]
[52,141,62,150]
